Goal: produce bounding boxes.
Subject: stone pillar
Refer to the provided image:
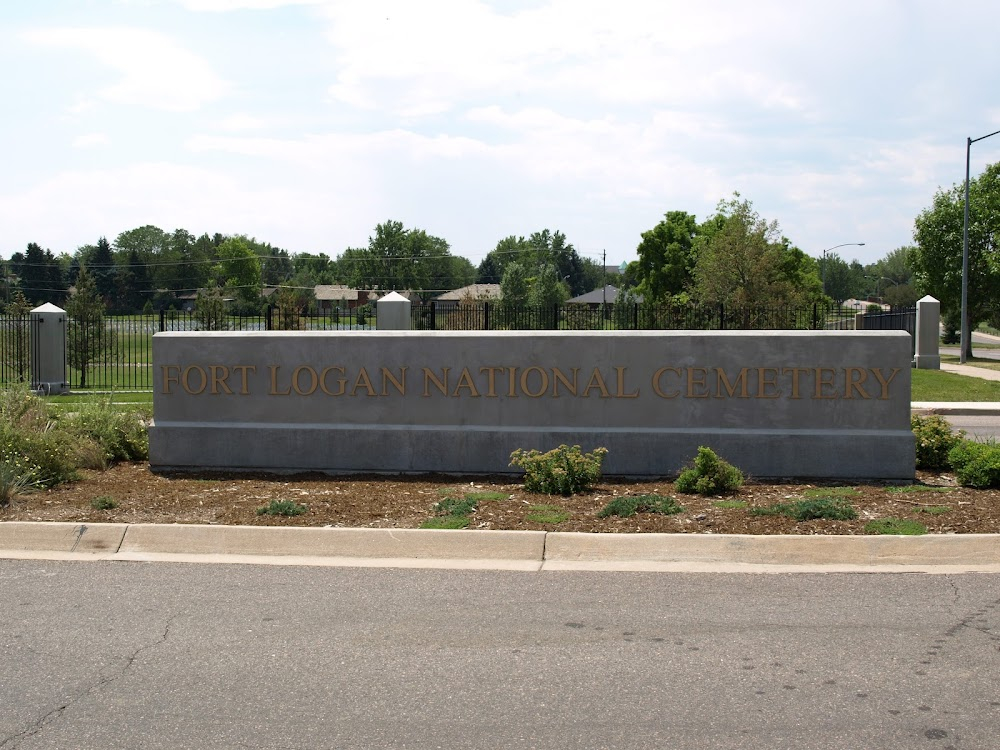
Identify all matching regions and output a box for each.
[377,291,412,331]
[30,303,70,395]
[914,295,941,370]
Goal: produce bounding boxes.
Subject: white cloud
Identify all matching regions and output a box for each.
[172,0,323,9]
[72,133,111,148]
[22,27,228,112]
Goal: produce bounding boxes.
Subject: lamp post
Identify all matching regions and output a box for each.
[820,243,865,296]
[960,128,1000,363]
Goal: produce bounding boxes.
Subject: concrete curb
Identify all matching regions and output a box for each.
[1,522,999,572]
[912,402,1000,416]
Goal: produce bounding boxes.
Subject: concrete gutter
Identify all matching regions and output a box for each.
[2,522,999,573]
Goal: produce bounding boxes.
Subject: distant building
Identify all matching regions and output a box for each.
[431,284,502,310]
[566,285,642,309]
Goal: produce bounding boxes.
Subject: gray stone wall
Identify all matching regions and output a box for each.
[150,330,914,479]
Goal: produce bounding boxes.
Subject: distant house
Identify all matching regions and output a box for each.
[566,285,643,310]
[313,285,373,312]
[431,284,502,310]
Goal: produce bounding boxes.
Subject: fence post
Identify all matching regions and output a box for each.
[29,303,70,395]
[159,308,166,332]
[552,304,559,330]
[265,304,273,331]
[430,300,436,330]
[718,303,725,330]
[812,302,819,330]
[484,301,490,330]
[633,303,639,330]
[376,292,412,330]
[914,295,941,369]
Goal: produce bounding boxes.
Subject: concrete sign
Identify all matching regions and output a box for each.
[150,330,914,479]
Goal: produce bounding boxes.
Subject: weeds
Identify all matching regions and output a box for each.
[90,496,117,510]
[751,497,858,521]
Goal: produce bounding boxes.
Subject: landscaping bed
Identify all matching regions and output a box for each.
[3,462,999,535]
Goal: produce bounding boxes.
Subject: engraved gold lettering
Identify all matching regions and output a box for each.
[479,366,504,397]
[781,367,811,399]
[352,367,377,397]
[507,367,518,397]
[652,367,681,398]
[520,366,548,398]
[422,367,450,397]
[269,365,291,396]
[162,365,180,394]
[686,367,709,398]
[845,367,871,399]
[715,367,749,398]
[582,368,611,398]
[320,366,346,396]
[209,365,233,395]
[381,367,406,396]
[551,367,578,398]
[181,365,207,395]
[615,367,639,398]
[870,368,901,399]
[814,367,838,399]
[756,368,780,399]
[292,366,318,396]
[453,367,481,397]
[232,365,255,395]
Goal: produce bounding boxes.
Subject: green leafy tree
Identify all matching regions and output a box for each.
[194,286,228,330]
[691,195,821,309]
[499,261,530,307]
[214,236,262,307]
[528,263,569,308]
[912,162,1000,359]
[66,266,114,388]
[2,290,32,381]
[633,210,698,302]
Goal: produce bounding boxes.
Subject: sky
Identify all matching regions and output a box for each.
[3,0,1000,271]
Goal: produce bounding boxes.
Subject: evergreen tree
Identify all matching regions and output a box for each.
[66,266,113,388]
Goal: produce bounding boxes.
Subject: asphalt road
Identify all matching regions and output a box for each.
[943,415,1000,440]
[1,561,998,749]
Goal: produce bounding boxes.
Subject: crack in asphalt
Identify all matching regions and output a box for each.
[0,616,176,749]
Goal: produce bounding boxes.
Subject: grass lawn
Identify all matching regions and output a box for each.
[911,368,1000,402]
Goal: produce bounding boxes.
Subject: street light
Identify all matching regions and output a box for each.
[820,243,865,296]
[960,128,1000,363]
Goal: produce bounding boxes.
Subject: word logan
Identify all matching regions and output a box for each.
[160,364,902,401]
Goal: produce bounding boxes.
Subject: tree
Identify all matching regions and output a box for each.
[499,261,530,307]
[17,243,66,306]
[90,237,117,304]
[912,162,1000,359]
[528,263,569,308]
[691,195,821,309]
[633,210,698,302]
[1,290,32,381]
[194,287,228,331]
[65,266,113,388]
[213,236,262,308]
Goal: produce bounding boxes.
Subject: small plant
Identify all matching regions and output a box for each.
[0,462,36,506]
[801,487,860,499]
[90,496,117,510]
[887,485,953,494]
[465,491,508,502]
[712,499,747,509]
[510,444,608,496]
[948,440,1000,488]
[675,447,743,496]
[751,498,858,522]
[864,518,927,535]
[526,505,571,524]
[911,414,965,471]
[914,505,951,515]
[433,496,479,517]
[256,499,308,517]
[597,494,683,518]
[421,493,487,529]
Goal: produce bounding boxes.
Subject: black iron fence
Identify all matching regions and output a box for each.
[0,301,913,391]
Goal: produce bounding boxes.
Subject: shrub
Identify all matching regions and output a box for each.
[91,496,118,510]
[61,397,150,463]
[597,494,683,518]
[675,447,744,496]
[510,444,608,495]
[911,414,964,471]
[256,499,307,516]
[0,461,37,506]
[864,518,927,535]
[948,440,1000,488]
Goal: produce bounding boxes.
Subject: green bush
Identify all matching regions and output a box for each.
[510,444,608,495]
[911,414,964,471]
[675,447,744,496]
[91,496,118,510]
[597,494,683,518]
[61,397,150,462]
[948,440,1000,488]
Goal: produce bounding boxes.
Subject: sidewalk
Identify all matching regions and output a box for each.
[912,361,1000,415]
